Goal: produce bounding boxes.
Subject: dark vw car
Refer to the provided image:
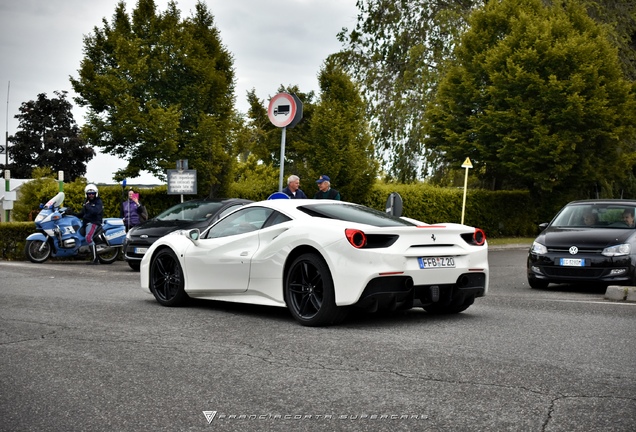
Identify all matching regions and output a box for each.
[124,198,251,270]
[527,200,636,289]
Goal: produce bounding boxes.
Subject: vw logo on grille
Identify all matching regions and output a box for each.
[569,246,578,255]
[141,235,149,239]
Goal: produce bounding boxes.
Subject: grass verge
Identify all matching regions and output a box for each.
[488,237,534,246]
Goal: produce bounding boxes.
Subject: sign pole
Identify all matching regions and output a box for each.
[4,170,10,223]
[5,81,9,170]
[461,157,473,225]
[178,160,183,203]
[268,93,303,193]
[3,83,9,222]
[278,127,286,192]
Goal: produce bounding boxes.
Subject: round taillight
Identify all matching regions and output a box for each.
[473,228,486,246]
[345,229,367,248]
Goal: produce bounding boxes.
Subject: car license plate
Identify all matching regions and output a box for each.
[134,247,148,255]
[559,258,584,266]
[418,257,455,269]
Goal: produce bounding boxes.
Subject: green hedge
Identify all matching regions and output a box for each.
[361,183,537,238]
[0,222,33,260]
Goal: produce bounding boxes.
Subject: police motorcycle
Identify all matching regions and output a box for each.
[25,191,126,264]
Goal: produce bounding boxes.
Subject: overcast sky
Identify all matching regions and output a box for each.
[0,0,358,184]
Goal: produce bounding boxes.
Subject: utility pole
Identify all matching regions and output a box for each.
[4,81,9,169]
[3,82,9,223]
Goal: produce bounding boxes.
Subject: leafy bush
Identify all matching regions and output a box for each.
[0,222,32,260]
[362,182,537,237]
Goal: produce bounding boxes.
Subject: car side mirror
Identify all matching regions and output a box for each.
[187,228,200,245]
[538,222,549,232]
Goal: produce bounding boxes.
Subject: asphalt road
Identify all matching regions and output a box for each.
[1,248,635,432]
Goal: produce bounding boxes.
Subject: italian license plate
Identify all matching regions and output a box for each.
[418,257,455,269]
[559,258,584,266]
[134,247,148,255]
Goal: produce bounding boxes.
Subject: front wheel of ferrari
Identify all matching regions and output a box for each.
[149,248,188,306]
[284,253,348,326]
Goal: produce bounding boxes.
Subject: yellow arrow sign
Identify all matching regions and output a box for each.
[461,157,473,169]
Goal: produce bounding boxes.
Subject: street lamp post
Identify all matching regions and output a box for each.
[4,170,10,222]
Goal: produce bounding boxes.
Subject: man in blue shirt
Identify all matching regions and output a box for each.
[282,175,308,199]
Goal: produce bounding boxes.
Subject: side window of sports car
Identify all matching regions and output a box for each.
[263,211,292,228]
[204,207,274,239]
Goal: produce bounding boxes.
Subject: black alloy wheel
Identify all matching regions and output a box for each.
[149,248,188,306]
[284,253,347,326]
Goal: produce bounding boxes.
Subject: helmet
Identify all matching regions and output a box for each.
[85,184,99,198]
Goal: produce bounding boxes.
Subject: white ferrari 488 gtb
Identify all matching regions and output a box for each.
[140,199,488,326]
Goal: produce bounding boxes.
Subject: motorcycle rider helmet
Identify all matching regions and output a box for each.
[85,184,99,198]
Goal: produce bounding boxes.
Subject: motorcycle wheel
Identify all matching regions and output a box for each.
[98,247,120,264]
[25,240,52,263]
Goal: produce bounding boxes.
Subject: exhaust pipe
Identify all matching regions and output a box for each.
[404,279,414,290]
[457,275,471,288]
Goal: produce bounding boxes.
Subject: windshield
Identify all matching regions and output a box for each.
[44,192,65,209]
[298,203,416,227]
[551,203,636,228]
[156,201,225,222]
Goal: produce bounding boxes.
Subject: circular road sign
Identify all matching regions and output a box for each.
[267,192,290,200]
[268,92,297,128]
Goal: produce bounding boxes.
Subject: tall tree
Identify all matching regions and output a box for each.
[335,0,481,182]
[424,0,636,196]
[306,59,378,203]
[336,0,633,184]
[71,0,237,197]
[584,0,636,81]
[5,91,94,180]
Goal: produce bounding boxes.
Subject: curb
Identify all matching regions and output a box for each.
[605,286,636,302]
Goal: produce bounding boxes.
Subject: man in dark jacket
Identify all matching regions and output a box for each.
[313,175,340,200]
[282,175,308,199]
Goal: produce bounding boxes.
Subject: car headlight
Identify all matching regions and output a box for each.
[530,241,548,255]
[602,244,630,257]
